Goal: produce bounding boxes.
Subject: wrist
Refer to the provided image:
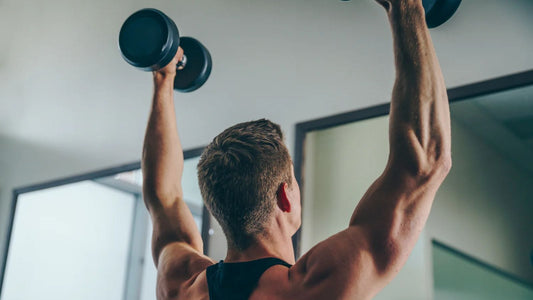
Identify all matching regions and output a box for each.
[388,0,425,19]
[153,72,175,86]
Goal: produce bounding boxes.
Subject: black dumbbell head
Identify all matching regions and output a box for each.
[174,37,212,93]
[119,8,180,71]
[423,0,462,28]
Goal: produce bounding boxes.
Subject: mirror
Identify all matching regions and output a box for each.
[296,71,533,299]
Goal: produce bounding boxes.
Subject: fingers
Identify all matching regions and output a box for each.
[153,47,184,77]
[176,47,184,64]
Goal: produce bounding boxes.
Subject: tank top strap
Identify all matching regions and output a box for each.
[206,257,292,300]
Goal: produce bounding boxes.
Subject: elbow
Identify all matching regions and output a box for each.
[429,136,452,177]
[392,133,452,181]
[440,154,452,175]
[412,150,452,182]
[428,151,452,179]
[142,179,162,202]
[143,178,183,204]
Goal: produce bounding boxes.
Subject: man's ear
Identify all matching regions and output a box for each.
[276,183,291,213]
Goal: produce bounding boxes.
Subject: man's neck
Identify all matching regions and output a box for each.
[224,224,296,265]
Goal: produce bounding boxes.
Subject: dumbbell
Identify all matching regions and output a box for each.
[118,8,212,92]
[423,0,462,28]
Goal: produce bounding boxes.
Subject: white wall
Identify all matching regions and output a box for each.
[1,0,533,276]
[301,113,533,297]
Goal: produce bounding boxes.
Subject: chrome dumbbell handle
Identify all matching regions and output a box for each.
[177,54,187,70]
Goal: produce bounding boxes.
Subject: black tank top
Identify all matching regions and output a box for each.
[206,257,292,300]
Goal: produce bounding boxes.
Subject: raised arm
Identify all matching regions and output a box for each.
[141,47,204,265]
[290,1,451,299]
[350,0,452,266]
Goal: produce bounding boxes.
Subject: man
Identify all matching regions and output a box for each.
[141,0,452,299]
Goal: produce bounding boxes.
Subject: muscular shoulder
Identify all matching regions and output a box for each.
[249,265,295,300]
[156,242,214,300]
[250,260,360,300]
[251,228,387,300]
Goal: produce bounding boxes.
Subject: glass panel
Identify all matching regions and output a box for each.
[433,242,533,300]
[1,181,135,300]
[183,156,203,208]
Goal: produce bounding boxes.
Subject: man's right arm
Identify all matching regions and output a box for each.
[349,0,452,271]
[289,1,451,298]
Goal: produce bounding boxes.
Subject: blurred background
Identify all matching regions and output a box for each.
[0,0,532,299]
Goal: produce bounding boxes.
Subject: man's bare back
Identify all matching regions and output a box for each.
[141,0,452,299]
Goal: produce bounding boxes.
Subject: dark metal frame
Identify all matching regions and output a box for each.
[0,146,207,295]
[291,69,533,258]
[432,239,533,290]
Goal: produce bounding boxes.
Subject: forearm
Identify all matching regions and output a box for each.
[142,73,184,204]
[387,1,451,174]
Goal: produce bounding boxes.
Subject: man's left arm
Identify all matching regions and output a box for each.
[141,48,211,273]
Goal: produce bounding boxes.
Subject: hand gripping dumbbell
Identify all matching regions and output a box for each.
[119,8,212,92]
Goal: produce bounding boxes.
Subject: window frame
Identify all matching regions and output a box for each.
[432,239,533,292]
[0,146,209,300]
